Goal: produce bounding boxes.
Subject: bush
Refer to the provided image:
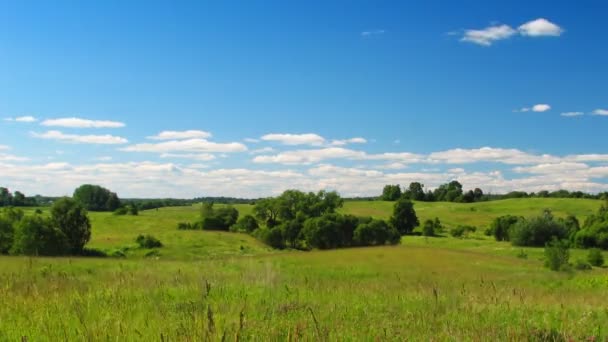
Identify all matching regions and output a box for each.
[422,218,442,237]
[487,215,521,241]
[450,225,476,238]
[510,211,568,247]
[135,234,163,248]
[353,219,400,246]
[587,248,604,267]
[73,184,121,211]
[50,197,91,254]
[230,214,259,233]
[113,207,129,215]
[11,215,69,256]
[544,238,570,271]
[109,249,126,258]
[80,248,108,257]
[256,227,284,249]
[177,222,193,230]
[574,259,592,270]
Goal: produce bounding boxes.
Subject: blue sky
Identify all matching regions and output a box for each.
[1,0,607,198]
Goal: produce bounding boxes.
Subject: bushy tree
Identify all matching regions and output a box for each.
[544,238,570,272]
[574,205,608,249]
[11,215,69,256]
[135,234,163,248]
[487,215,521,241]
[301,214,344,249]
[51,197,91,254]
[73,184,121,211]
[433,181,463,202]
[450,225,476,238]
[0,187,12,206]
[231,214,259,233]
[354,219,400,246]
[381,185,402,201]
[587,248,604,267]
[510,210,569,247]
[389,198,419,235]
[198,203,239,231]
[404,182,425,201]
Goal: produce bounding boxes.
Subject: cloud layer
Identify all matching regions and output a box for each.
[461,18,563,46]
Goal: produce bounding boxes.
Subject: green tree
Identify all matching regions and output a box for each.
[50,197,92,254]
[510,210,569,247]
[587,248,604,267]
[0,187,12,207]
[253,198,279,227]
[231,214,259,233]
[12,191,26,206]
[404,182,425,201]
[544,238,570,271]
[381,184,402,201]
[488,215,521,241]
[73,184,121,211]
[11,215,68,256]
[353,219,400,246]
[422,219,436,236]
[389,198,419,235]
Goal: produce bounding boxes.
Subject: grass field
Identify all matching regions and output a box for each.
[2,198,608,340]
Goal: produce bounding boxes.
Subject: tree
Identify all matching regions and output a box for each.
[11,215,69,256]
[0,187,12,207]
[433,181,463,202]
[253,198,279,227]
[301,214,344,249]
[488,215,521,241]
[389,198,419,235]
[50,197,92,254]
[0,208,22,254]
[404,182,425,201]
[231,214,259,233]
[473,188,484,201]
[422,219,435,236]
[510,210,568,247]
[381,185,402,201]
[353,219,400,246]
[73,184,121,211]
[544,238,570,271]
[12,191,26,206]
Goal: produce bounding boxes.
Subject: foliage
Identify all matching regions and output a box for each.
[0,208,24,254]
[574,205,608,249]
[381,184,402,201]
[11,215,69,256]
[199,203,239,231]
[574,259,592,270]
[389,197,419,235]
[230,215,259,233]
[403,182,426,201]
[50,197,92,254]
[487,215,521,241]
[135,234,163,248]
[73,184,121,211]
[433,181,463,202]
[450,225,477,238]
[544,238,570,272]
[510,210,569,247]
[422,217,442,237]
[353,219,400,246]
[587,248,604,267]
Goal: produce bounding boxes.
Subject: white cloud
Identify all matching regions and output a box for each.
[514,162,589,174]
[517,104,551,112]
[518,18,564,37]
[253,148,425,165]
[261,133,326,146]
[31,130,128,144]
[147,130,212,140]
[561,112,584,117]
[0,153,29,162]
[428,147,560,165]
[121,139,247,153]
[461,24,516,46]
[244,138,260,143]
[95,156,113,161]
[41,117,125,128]
[378,162,408,170]
[159,153,216,161]
[250,147,276,155]
[330,137,367,146]
[4,116,38,122]
[361,29,385,37]
[592,109,608,116]
[0,145,9,150]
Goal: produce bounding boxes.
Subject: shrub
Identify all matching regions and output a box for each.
[230,214,259,233]
[488,215,521,241]
[510,211,568,247]
[50,197,91,254]
[256,227,284,249]
[113,207,129,215]
[544,238,570,271]
[109,249,126,258]
[587,248,604,267]
[450,225,476,238]
[80,248,108,257]
[574,259,592,271]
[177,222,193,230]
[389,198,419,235]
[135,234,163,248]
[11,215,69,256]
[353,219,400,246]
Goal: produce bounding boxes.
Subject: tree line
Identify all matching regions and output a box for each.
[179,189,420,250]
[381,182,608,203]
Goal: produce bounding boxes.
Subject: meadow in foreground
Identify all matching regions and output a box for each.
[1,198,607,340]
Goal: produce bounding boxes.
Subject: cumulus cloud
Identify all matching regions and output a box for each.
[330,137,367,146]
[159,153,216,161]
[121,139,247,153]
[428,147,560,165]
[0,153,29,162]
[147,130,212,140]
[253,148,425,165]
[261,133,326,146]
[41,117,125,128]
[517,104,551,112]
[460,18,563,46]
[31,130,129,144]
[461,24,516,46]
[518,18,564,37]
[592,109,608,116]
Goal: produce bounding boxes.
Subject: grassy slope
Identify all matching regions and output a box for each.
[341,198,602,228]
[3,198,608,340]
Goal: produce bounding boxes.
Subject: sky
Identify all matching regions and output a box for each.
[1,0,607,198]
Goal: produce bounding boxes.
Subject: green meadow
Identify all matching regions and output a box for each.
[2,198,608,340]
